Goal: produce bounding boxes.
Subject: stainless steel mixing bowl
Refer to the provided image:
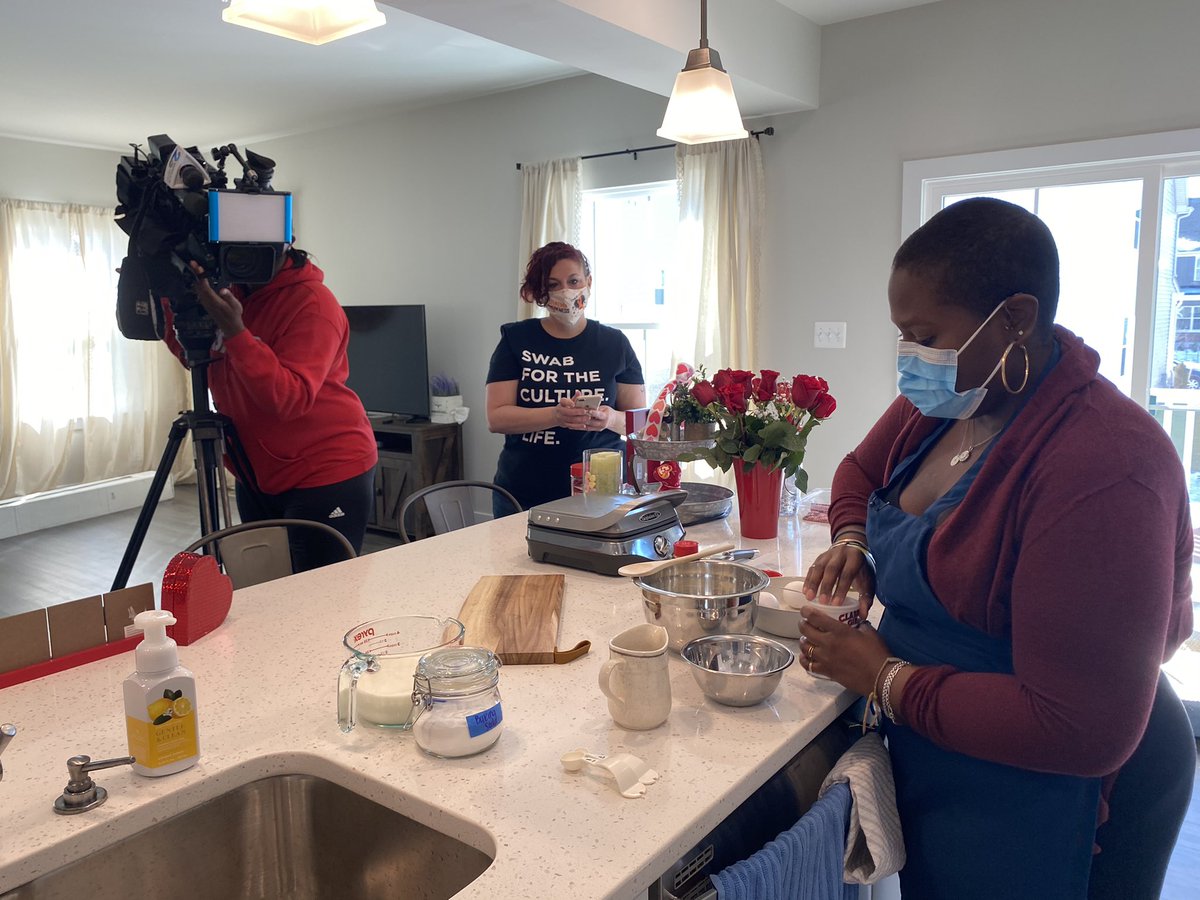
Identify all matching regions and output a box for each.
[681,634,795,706]
[635,560,770,653]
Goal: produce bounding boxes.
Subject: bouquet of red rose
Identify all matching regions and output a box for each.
[684,368,836,493]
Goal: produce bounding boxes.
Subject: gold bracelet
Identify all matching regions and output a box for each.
[831,537,877,571]
[873,656,901,697]
[834,528,867,542]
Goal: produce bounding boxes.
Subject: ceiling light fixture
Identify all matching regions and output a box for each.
[222,0,386,46]
[656,0,749,145]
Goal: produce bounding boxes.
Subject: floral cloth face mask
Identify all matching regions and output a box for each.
[546,286,588,326]
[895,300,1008,419]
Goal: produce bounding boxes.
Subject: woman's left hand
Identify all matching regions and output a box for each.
[798,609,891,696]
[587,404,618,432]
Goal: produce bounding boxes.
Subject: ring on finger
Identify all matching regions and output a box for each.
[806,643,815,663]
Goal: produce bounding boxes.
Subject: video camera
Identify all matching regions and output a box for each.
[114,134,293,361]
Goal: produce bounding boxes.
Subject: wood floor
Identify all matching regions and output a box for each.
[0,484,403,619]
[1,487,1197,896]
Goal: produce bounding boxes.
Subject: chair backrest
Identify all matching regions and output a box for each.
[183,518,357,589]
[397,480,522,543]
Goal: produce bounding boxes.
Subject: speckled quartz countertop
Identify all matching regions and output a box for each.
[0,510,855,898]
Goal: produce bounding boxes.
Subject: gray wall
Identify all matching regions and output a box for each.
[759,0,1200,485]
[0,137,117,207]
[4,0,1199,490]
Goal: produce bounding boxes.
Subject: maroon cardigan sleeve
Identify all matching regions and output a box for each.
[898,472,1189,777]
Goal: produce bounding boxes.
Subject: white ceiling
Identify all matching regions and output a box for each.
[0,0,942,152]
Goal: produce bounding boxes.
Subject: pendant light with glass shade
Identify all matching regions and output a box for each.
[222,0,386,46]
[657,0,749,145]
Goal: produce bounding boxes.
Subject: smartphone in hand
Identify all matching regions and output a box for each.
[574,393,603,409]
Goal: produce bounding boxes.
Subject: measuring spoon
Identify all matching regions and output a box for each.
[617,542,736,578]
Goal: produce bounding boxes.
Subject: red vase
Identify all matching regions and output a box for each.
[733,463,784,540]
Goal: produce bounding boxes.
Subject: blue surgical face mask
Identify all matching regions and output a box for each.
[896,301,1007,419]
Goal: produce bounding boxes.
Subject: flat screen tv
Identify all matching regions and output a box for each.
[342,304,430,421]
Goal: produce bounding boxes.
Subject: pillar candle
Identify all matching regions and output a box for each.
[587,450,623,495]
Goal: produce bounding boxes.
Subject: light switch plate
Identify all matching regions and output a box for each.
[814,322,847,349]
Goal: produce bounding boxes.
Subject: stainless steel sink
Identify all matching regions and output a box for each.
[4,774,493,899]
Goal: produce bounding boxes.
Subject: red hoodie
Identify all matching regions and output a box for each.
[164,259,377,494]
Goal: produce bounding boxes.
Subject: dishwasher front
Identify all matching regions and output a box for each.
[649,718,858,900]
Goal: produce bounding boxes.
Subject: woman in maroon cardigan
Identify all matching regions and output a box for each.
[799,198,1194,900]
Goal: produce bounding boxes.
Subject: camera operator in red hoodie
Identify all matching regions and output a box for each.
[162,247,378,571]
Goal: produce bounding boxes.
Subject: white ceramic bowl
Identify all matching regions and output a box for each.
[753,577,806,639]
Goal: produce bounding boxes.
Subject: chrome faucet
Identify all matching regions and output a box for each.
[0,723,15,781]
[53,754,136,815]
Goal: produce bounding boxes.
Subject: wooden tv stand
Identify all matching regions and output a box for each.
[368,418,464,537]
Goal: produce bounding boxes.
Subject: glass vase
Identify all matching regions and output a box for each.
[733,462,784,540]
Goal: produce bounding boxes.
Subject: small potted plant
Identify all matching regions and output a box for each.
[430,373,463,423]
[672,368,720,440]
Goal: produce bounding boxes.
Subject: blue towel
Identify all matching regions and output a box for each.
[710,782,858,900]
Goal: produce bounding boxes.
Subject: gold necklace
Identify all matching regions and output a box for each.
[950,419,1002,467]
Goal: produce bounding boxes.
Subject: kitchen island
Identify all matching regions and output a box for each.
[0,509,857,898]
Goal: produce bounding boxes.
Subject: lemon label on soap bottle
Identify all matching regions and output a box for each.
[126,687,199,768]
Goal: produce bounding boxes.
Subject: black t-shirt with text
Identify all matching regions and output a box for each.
[486,318,644,509]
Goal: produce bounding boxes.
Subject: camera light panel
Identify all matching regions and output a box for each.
[207,190,293,243]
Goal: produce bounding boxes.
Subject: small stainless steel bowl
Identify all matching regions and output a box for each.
[636,560,770,653]
[681,634,795,706]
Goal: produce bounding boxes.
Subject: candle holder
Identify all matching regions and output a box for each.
[582,448,624,496]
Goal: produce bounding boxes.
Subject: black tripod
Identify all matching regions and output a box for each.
[111,362,256,591]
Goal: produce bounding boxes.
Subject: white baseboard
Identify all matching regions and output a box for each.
[0,472,171,539]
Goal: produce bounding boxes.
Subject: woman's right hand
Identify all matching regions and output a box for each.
[802,536,876,618]
[553,396,594,430]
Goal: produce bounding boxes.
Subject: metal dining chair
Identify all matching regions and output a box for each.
[183,518,357,589]
[397,480,522,543]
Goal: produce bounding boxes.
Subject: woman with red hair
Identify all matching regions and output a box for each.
[486,242,646,514]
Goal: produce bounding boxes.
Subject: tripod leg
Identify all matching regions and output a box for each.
[192,433,220,538]
[111,416,188,591]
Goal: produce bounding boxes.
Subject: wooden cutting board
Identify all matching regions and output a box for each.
[455,574,589,665]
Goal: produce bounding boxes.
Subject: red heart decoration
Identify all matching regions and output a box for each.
[161,552,233,645]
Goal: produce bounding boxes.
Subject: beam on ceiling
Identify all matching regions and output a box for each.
[381,0,820,116]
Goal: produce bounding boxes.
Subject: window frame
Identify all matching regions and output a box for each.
[902,127,1200,406]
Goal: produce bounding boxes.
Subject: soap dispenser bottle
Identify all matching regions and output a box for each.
[123,609,200,777]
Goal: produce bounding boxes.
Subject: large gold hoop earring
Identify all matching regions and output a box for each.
[1000,342,1030,394]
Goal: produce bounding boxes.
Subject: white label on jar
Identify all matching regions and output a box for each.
[466,702,503,738]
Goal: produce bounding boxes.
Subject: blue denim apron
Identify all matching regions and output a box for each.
[868,424,1101,900]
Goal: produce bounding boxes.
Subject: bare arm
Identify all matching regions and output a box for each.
[593,382,647,434]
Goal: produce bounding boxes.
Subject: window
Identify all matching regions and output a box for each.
[939,181,1143,396]
[579,181,679,395]
[904,129,1200,409]
[0,200,187,498]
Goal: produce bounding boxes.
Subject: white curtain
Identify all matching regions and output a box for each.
[516,157,581,319]
[675,137,766,372]
[0,198,190,501]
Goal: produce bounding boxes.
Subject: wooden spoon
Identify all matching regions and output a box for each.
[617,542,736,578]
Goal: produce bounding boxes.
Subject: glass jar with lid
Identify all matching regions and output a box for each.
[411,646,504,758]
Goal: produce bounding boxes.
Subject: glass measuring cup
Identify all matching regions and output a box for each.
[337,615,465,733]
